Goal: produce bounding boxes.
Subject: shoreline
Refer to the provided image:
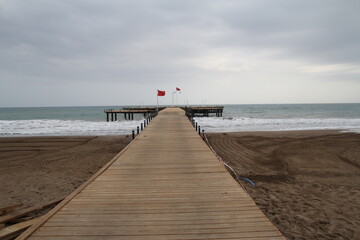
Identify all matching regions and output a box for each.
[0,128,355,138]
[1,130,359,239]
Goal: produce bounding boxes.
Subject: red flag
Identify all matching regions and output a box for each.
[176,87,181,91]
[157,90,165,96]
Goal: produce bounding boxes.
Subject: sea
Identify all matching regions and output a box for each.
[0,104,360,136]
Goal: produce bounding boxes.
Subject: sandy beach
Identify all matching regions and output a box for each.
[1,131,359,239]
[207,130,360,240]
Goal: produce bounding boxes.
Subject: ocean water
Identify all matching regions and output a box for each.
[194,104,360,133]
[0,104,360,136]
[0,106,145,136]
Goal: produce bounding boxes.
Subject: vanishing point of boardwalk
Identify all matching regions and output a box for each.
[18,108,285,240]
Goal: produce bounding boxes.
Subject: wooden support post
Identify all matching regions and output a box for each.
[131,113,134,120]
[141,123,143,131]
[137,126,139,135]
[111,113,114,122]
[144,120,146,128]
[106,113,109,122]
[202,129,205,138]
[132,130,135,140]
[198,126,201,135]
[124,113,127,120]
[115,113,117,121]
[195,122,198,131]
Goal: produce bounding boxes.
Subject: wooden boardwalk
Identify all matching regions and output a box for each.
[18,108,285,240]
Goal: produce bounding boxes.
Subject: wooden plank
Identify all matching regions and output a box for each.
[46,217,269,225]
[31,225,278,235]
[0,217,39,240]
[0,199,62,224]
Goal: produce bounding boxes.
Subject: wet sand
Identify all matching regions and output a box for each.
[1,131,359,239]
[207,130,360,240]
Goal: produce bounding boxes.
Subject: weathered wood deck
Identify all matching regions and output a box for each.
[18,107,285,240]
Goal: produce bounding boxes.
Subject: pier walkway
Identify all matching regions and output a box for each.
[18,108,285,240]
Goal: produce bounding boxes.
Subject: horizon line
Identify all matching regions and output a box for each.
[1,102,360,109]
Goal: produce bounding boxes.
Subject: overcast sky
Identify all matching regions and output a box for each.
[1,0,359,107]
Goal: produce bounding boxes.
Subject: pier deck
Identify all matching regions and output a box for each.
[104,108,165,121]
[182,106,224,117]
[18,108,284,240]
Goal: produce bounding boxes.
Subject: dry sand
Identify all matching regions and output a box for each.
[207,130,360,240]
[1,131,359,240]
[0,135,131,209]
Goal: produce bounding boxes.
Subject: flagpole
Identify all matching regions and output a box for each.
[157,94,159,112]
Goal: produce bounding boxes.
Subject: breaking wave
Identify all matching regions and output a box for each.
[193,117,360,133]
[0,119,144,136]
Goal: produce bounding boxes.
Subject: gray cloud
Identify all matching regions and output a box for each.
[213,0,360,64]
[0,0,359,107]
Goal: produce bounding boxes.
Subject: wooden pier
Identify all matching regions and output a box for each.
[104,107,166,121]
[18,108,284,240]
[182,106,224,118]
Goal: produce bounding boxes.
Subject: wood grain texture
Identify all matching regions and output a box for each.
[17,108,285,240]
[0,217,39,240]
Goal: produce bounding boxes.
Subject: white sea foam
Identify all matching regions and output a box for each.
[1,116,360,137]
[194,117,360,133]
[0,119,145,136]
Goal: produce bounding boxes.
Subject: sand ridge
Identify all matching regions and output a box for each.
[207,130,360,240]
